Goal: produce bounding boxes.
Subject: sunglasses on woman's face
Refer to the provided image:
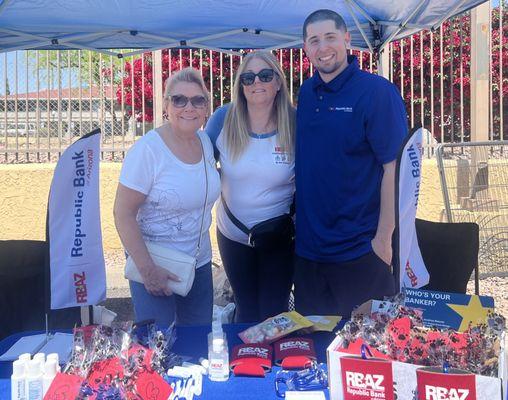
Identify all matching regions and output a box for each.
[239,68,276,86]
[168,94,207,109]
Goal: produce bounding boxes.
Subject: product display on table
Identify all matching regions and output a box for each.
[4,290,506,399]
[337,299,505,376]
[328,291,507,400]
[31,315,339,399]
[239,312,314,344]
[43,322,177,399]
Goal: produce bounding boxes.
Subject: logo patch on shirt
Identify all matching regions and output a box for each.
[272,146,291,165]
[329,106,353,112]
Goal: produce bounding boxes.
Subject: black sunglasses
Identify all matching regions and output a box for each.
[239,69,276,86]
[167,94,207,109]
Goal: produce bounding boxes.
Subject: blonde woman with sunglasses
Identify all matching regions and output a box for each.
[205,51,296,323]
[114,68,220,326]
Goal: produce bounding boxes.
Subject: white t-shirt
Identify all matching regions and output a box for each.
[216,130,295,245]
[119,130,221,268]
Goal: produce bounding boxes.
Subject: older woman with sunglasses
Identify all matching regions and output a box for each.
[114,68,220,326]
[205,51,295,323]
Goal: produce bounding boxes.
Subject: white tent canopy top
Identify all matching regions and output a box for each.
[0,0,487,57]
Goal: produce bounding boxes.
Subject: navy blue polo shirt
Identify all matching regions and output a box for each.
[295,55,407,263]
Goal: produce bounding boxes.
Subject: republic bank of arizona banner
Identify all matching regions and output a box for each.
[48,129,106,309]
[394,127,430,291]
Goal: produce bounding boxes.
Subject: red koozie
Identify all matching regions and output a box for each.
[230,344,273,377]
[274,337,316,369]
[340,356,394,400]
[416,368,477,400]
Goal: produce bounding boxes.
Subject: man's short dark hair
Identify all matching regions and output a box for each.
[303,9,347,40]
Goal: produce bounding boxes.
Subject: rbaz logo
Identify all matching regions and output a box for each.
[238,347,269,358]
[405,260,419,287]
[74,272,88,303]
[340,358,394,400]
[280,340,310,351]
[416,369,475,400]
[424,386,469,400]
[345,372,385,391]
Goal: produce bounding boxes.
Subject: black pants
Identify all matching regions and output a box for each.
[217,229,294,323]
[293,251,396,318]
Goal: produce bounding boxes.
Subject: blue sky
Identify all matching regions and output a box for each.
[0,52,84,96]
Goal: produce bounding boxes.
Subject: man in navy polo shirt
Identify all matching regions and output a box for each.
[294,9,407,317]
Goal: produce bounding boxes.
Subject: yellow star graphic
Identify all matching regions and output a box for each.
[447,296,493,332]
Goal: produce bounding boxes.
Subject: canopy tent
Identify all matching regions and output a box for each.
[0,0,487,57]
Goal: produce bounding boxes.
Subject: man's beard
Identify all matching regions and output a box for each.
[316,61,342,75]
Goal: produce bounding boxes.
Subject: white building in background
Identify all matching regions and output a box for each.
[0,85,134,139]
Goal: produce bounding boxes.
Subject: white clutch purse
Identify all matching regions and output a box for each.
[125,136,209,298]
[125,241,196,297]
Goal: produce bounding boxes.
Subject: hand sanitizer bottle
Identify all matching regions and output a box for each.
[26,360,43,400]
[32,354,45,374]
[18,353,31,366]
[208,320,229,381]
[11,359,26,400]
[46,354,60,373]
[17,353,31,380]
[42,359,57,396]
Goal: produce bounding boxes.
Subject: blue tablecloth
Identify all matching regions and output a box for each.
[0,324,335,399]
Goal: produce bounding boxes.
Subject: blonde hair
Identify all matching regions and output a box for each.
[223,51,295,161]
[163,67,210,114]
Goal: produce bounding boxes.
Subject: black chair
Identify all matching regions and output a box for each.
[0,240,81,340]
[415,219,480,294]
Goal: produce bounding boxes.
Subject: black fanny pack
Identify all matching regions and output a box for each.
[222,195,295,249]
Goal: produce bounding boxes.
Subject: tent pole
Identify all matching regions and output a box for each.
[189,43,242,57]
[0,28,121,56]
[122,44,179,58]
[122,30,246,58]
[376,21,430,30]
[57,43,119,57]
[344,0,374,52]
[256,30,300,42]
[345,0,376,25]
[134,32,179,43]
[265,39,303,52]
[0,28,116,45]
[378,0,427,53]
